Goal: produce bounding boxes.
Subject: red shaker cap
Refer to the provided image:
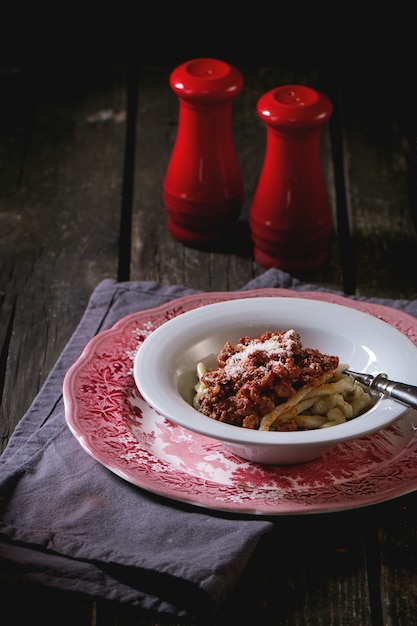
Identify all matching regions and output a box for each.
[169,58,244,102]
[257,84,333,130]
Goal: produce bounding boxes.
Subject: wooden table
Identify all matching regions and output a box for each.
[1,60,417,625]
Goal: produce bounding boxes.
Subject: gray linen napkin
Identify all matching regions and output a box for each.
[1,268,417,621]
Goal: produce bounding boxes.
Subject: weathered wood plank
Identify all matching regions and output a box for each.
[335,69,417,299]
[0,66,127,451]
[377,496,417,625]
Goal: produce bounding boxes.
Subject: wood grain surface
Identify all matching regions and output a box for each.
[1,59,417,625]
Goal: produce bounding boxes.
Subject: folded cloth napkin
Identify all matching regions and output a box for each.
[1,268,417,621]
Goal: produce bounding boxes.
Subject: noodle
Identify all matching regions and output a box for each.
[193,330,374,431]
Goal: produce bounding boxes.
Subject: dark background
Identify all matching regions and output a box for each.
[2,5,413,70]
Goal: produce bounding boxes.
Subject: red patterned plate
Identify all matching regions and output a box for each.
[63,288,417,515]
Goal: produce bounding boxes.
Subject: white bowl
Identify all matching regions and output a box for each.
[134,297,417,464]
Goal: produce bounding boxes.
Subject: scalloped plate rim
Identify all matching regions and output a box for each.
[63,288,417,516]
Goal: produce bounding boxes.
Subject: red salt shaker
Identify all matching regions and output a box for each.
[163,58,244,246]
[249,84,333,271]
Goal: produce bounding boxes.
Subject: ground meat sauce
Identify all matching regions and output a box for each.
[197,330,339,430]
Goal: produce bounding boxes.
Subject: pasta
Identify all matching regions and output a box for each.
[193,330,374,431]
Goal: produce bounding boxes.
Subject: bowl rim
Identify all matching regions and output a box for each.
[134,297,417,447]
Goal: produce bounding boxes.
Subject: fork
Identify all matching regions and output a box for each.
[343,369,417,410]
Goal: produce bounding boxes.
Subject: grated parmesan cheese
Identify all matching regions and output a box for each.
[223,329,298,378]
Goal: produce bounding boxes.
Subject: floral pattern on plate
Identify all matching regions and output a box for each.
[64,288,417,515]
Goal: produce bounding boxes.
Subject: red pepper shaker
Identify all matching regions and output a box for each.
[249,84,333,271]
[163,58,244,246]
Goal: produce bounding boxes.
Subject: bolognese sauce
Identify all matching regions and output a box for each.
[194,330,340,430]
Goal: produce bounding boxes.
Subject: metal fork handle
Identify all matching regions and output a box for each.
[344,370,417,410]
[371,374,417,409]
